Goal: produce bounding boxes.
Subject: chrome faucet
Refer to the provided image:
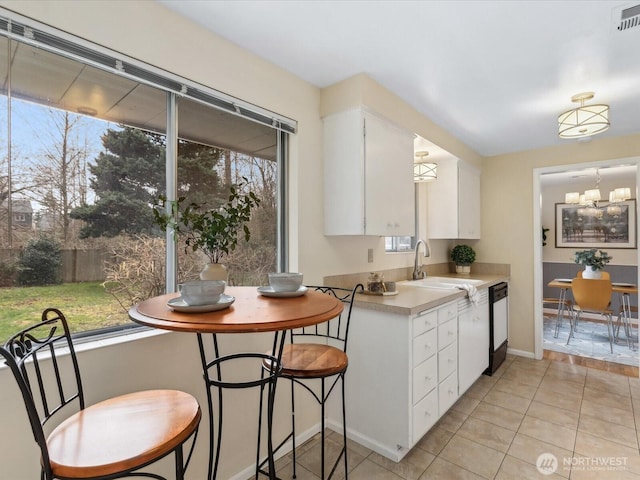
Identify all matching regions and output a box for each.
[413,239,430,280]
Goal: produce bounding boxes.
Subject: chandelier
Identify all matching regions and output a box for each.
[558,92,609,139]
[565,169,630,217]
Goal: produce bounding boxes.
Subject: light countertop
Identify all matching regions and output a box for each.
[353,274,509,316]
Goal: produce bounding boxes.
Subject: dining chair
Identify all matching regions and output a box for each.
[543,296,572,338]
[258,284,364,480]
[0,308,201,480]
[567,277,615,353]
[615,304,637,349]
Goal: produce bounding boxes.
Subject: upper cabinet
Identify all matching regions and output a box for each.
[427,158,481,239]
[323,108,415,236]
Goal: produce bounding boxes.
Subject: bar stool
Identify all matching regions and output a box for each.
[0,308,201,480]
[258,284,363,479]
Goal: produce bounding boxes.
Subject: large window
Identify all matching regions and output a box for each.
[0,16,291,342]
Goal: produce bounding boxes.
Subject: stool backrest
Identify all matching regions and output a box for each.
[571,277,613,312]
[0,308,84,478]
[292,284,364,352]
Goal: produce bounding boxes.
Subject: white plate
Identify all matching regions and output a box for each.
[257,286,308,298]
[555,278,573,283]
[167,294,235,313]
[613,282,636,287]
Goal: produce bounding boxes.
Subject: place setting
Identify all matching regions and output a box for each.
[167,280,235,313]
[257,272,308,298]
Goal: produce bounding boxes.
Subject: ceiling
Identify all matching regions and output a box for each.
[0,36,278,161]
[158,0,640,158]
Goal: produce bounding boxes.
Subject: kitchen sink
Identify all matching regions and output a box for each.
[400,277,484,290]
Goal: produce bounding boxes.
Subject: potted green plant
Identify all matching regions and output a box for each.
[573,248,612,279]
[153,178,260,281]
[450,244,476,274]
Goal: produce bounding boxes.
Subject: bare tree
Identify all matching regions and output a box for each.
[27,110,92,246]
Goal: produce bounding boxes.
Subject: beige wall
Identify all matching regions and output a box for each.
[2,1,640,477]
[482,136,640,354]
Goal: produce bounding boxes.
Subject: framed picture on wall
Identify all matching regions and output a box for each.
[555,200,637,248]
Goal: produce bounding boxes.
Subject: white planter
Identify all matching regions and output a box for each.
[583,266,602,279]
[455,265,471,274]
[200,263,228,281]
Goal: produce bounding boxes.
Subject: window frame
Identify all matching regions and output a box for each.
[0,11,291,339]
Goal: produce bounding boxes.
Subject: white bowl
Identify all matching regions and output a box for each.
[268,273,303,292]
[179,280,226,306]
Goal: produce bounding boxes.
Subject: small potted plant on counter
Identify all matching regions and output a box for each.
[573,248,611,279]
[451,244,476,274]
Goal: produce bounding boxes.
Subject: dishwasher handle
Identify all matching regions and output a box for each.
[490,282,508,303]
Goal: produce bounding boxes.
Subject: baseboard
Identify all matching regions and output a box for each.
[507,347,534,359]
[326,417,408,462]
[228,422,321,480]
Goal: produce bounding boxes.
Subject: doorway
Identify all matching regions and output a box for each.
[533,157,640,366]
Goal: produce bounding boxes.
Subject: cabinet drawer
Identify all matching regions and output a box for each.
[412,388,438,443]
[438,302,457,325]
[413,328,438,366]
[438,318,457,349]
[438,341,457,380]
[412,355,437,404]
[438,371,459,416]
[413,310,438,337]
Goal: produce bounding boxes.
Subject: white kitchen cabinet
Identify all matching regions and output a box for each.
[338,300,458,461]
[458,290,489,394]
[427,157,481,239]
[323,108,415,236]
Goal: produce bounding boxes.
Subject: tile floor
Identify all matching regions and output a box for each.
[262,354,640,479]
[543,311,638,367]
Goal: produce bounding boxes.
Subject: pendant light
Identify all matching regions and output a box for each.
[414,151,437,182]
[558,92,609,139]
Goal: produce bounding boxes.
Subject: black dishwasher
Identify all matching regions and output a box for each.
[484,282,508,375]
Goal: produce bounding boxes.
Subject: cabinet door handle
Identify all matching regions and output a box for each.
[424,411,431,417]
[425,343,432,349]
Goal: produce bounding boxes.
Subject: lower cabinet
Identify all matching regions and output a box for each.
[339,299,464,462]
[458,290,489,395]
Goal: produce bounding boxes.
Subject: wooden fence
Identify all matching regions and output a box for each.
[0,249,109,283]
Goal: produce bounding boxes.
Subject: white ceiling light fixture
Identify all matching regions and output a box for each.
[414,151,437,182]
[558,92,610,139]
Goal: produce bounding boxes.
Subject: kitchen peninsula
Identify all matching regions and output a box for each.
[332,272,508,462]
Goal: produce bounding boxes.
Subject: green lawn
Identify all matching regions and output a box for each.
[0,282,132,344]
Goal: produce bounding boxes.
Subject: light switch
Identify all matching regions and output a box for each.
[368,248,374,263]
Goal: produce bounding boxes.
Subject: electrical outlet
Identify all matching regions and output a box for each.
[367,248,374,263]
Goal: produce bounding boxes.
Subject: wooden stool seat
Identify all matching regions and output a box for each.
[48,390,201,479]
[279,343,348,378]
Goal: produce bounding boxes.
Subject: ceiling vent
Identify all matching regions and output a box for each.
[613,2,640,31]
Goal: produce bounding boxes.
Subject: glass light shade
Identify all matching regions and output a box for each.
[558,104,609,138]
[584,188,601,202]
[414,162,437,182]
[578,194,588,205]
[565,192,580,204]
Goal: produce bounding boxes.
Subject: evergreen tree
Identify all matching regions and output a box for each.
[71,127,224,238]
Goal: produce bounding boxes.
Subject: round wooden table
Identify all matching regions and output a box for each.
[129,286,344,480]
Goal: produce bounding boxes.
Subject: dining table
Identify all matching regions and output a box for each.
[547,278,638,348]
[128,285,344,480]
